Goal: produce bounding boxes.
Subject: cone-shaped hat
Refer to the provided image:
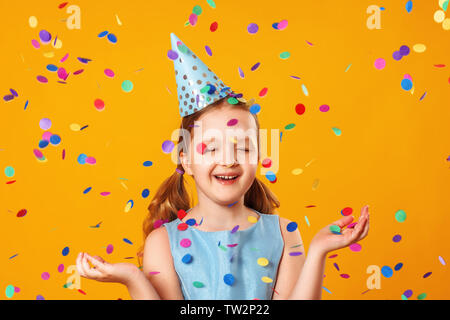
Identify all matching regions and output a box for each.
[170,33,236,117]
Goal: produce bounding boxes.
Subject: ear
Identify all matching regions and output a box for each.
[180,151,193,176]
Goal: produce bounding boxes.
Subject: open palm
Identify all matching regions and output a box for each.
[310,205,370,255]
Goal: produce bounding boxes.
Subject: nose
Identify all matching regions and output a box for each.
[217,143,238,167]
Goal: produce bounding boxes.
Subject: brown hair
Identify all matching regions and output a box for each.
[137,96,280,259]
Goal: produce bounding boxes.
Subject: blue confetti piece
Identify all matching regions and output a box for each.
[265,171,276,182]
[249,103,261,114]
[182,253,192,264]
[24,100,29,110]
[62,247,70,256]
[381,265,393,278]
[143,161,153,167]
[405,1,413,13]
[98,31,109,38]
[394,262,403,271]
[142,188,150,198]
[223,273,235,286]
[107,33,117,43]
[322,286,332,294]
[186,218,196,226]
[83,186,92,194]
[123,238,133,245]
[46,64,58,72]
[286,221,298,232]
[9,253,18,260]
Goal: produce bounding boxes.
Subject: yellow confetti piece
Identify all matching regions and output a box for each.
[257,257,269,267]
[248,216,258,223]
[434,10,445,23]
[124,200,132,212]
[43,51,55,58]
[305,158,316,167]
[121,181,128,190]
[261,276,273,283]
[413,43,426,53]
[312,178,320,191]
[443,18,450,30]
[29,16,38,28]
[292,168,303,175]
[115,14,122,26]
[70,123,81,131]
[52,38,63,49]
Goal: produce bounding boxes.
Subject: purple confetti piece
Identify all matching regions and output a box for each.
[251,62,260,71]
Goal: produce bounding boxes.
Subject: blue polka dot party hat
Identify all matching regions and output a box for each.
[169,32,240,117]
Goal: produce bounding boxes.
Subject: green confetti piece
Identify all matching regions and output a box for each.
[121,80,133,92]
[192,5,202,15]
[395,209,407,223]
[207,0,216,8]
[284,123,296,130]
[219,245,227,251]
[227,97,238,105]
[417,293,427,300]
[280,51,291,59]
[305,215,310,227]
[329,225,341,234]
[193,281,204,288]
[5,285,15,298]
[332,127,342,136]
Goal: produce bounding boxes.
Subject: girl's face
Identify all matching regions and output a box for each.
[180,105,259,206]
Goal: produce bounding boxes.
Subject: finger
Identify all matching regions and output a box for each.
[77,253,89,278]
[92,255,106,264]
[82,254,103,278]
[331,215,354,228]
[358,216,370,240]
[351,215,367,241]
[85,254,107,272]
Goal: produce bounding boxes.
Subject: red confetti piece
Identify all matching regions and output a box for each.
[227,243,238,247]
[73,69,84,75]
[6,180,16,184]
[341,207,353,216]
[295,103,305,115]
[196,142,207,155]
[58,2,68,9]
[328,254,338,258]
[177,223,188,231]
[62,149,65,160]
[78,289,86,295]
[434,64,446,68]
[177,209,187,220]
[261,158,272,168]
[17,209,27,217]
[210,21,218,32]
[259,87,268,97]
[305,205,316,208]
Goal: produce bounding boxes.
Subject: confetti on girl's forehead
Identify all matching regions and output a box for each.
[149,271,160,275]
[227,118,238,126]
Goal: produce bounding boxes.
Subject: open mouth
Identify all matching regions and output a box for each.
[213,175,240,185]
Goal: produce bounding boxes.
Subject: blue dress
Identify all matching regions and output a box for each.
[163,208,284,300]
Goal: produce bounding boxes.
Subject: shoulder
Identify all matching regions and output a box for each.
[277,216,303,244]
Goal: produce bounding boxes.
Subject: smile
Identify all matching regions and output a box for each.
[213,175,241,185]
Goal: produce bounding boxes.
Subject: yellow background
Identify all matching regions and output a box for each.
[1,0,449,300]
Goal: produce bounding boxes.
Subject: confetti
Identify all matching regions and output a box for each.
[261,276,273,283]
[5,285,15,298]
[223,274,235,286]
[62,247,69,256]
[286,221,298,232]
[349,243,361,252]
[395,209,407,222]
[162,140,175,153]
[106,244,114,254]
[257,257,269,266]
[394,262,403,271]
[41,272,50,280]
[289,251,303,256]
[182,254,192,264]
[210,21,218,32]
[319,104,329,112]
[329,225,341,234]
[438,256,446,266]
[121,80,133,92]
[381,266,393,278]
[374,58,386,70]
[123,238,133,245]
[58,264,64,272]
[107,33,117,43]
[247,23,259,34]
[17,209,27,218]
[180,238,191,248]
[341,207,353,216]
[393,234,402,242]
[248,215,258,223]
[193,281,204,288]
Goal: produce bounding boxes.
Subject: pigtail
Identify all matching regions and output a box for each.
[244,177,280,214]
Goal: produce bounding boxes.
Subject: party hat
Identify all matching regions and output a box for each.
[170,33,237,117]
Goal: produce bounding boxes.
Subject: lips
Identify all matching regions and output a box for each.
[213,174,241,185]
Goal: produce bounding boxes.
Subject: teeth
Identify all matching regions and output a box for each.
[216,175,237,180]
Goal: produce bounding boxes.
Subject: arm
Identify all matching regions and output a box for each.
[76,225,184,300]
[288,205,370,300]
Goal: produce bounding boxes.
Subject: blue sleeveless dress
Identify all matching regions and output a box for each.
[163,208,284,300]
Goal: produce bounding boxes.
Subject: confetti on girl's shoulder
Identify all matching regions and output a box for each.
[248,215,258,223]
[261,276,273,283]
[193,281,204,288]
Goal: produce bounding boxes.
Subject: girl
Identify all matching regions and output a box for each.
[76,33,370,300]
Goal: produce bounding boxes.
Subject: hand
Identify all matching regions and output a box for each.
[309,205,370,255]
[76,252,140,286]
